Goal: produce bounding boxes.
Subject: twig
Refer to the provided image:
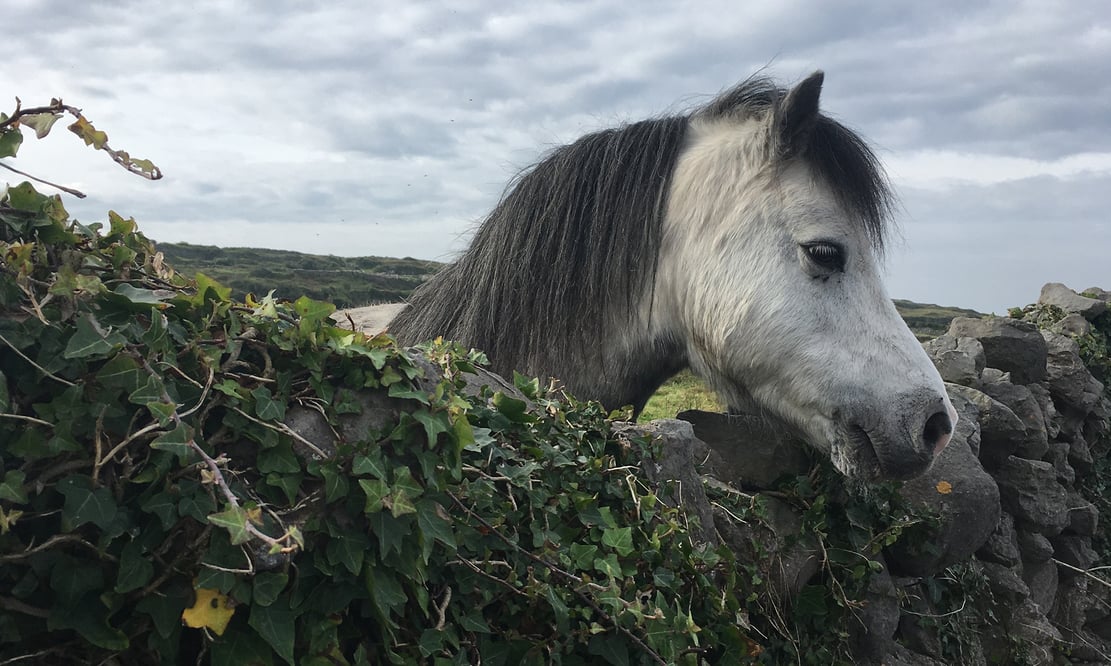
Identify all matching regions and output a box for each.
[0,534,114,563]
[434,586,452,630]
[1052,558,1111,590]
[0,161,86,198]
[230,406,329,459]
[0,331,76,386]
[0,413,53,428]
[0,597,49,618]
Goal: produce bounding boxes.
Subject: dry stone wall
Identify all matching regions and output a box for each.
[666,283,1111,665]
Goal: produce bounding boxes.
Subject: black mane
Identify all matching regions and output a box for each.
[390,75,894,409]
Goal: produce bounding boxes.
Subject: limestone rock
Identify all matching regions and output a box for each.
[922,335,984,386]
[977,511,1021,566]
[1050,534,1098,580]
[981,561,1030,606]
[994,456,1068,536]
[617,419,716,544]
[947,316,1047,384]
[945,384,1024,469]
[1052,313,1092,337]
[675,409,809,489]
[1027,384,1060,440]
[1022,558,1058,613]
[1042,330,1105,416]
[1065,491,1099,536]
[1039,282,1108,320]
[978,378,1049,459]
[888,397,999,577]
[1017,529,1055,563]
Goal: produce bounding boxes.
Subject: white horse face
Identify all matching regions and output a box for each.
[659,82,955,481]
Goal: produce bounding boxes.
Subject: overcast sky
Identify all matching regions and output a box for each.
[3,0,1109,313]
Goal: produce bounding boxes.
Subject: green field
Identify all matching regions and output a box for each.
[156,242,981,420]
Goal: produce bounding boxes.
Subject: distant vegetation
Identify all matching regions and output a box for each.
[156,242,440,309]
[894,299,985,340]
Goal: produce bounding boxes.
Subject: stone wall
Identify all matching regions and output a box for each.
[662,283,1110,665]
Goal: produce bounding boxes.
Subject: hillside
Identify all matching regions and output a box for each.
[155,242,440,309]
[156,242,983,334]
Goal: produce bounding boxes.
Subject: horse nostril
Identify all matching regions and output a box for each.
[922,410,953,454]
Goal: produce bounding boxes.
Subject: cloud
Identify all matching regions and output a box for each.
[1,0,1108,313]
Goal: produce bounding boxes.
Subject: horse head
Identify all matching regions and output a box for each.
[659,72,956,481]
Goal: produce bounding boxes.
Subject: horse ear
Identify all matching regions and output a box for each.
[779,70,824,155]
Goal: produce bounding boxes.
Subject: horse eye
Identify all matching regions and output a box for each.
[803,242,845,271]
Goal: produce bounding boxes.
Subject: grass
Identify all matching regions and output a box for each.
[639,370,722,422]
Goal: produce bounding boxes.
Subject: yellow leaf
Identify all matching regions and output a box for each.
[936,480,953,495]
[182,587,236,635]
[0,508,23,535]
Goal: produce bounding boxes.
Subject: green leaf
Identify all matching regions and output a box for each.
[365,568,407,627]
[0,128,23,157]
[352,450,388,479]
[115,539,154,593]
[253,572,289,607]
[208,505,252,545]
[416,499,456,562]
[137,588,190,639]
[293,295,336,326]
[327,533,368,576]
[369,510,405,558]
[94,354,143,392]
[58,477,118,529]
[129,373,167,405]
[359,479,389,514]
[248,603,296,665]
[149,423,196,462]
[0,470,28,504]
[56,595,129,651]
[320,465,349,503]
[252,386,285,421]
[601,527,634,557]
[63,314,126,359]
[50,556,104,607]
[412,408,450,446]
[492,392,530,423]
[112,282,174,305]
[140,491,178,529]
[588,634,630,666]
[211,629,276,666]
[146,400,176,426]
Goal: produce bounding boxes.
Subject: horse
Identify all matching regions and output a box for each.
[388,71,957,481]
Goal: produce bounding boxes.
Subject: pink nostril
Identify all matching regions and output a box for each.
[923,410,953,455]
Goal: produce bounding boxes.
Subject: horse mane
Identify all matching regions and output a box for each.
[390,75,894,392]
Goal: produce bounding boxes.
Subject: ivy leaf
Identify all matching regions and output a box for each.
[248,603,296,665]
[0,470,28,504]
[182,587,236,636]
[63,314,126,359]
[492,392,530,423]
[412,408,450,445]
[253,572,289,607]
[252,386,285,421]
[149,422,196,462]
[115,539,154,593]
[416,499,456,562]
[58,477,118,529]
[128,373,167,405]
[602,527,634,557]
[588,635,630,666]
[359,479,389,514]
[208,505,252,545]
[210,629,276,666]
[352,450,387,479]
[0,128,23,157]
[20,112,63,139]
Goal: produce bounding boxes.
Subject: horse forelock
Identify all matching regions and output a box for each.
[697,76,895,254]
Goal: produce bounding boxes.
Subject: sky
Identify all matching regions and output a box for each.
[2,0,1109,313]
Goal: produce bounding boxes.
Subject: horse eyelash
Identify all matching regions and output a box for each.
[802,242,845,271]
